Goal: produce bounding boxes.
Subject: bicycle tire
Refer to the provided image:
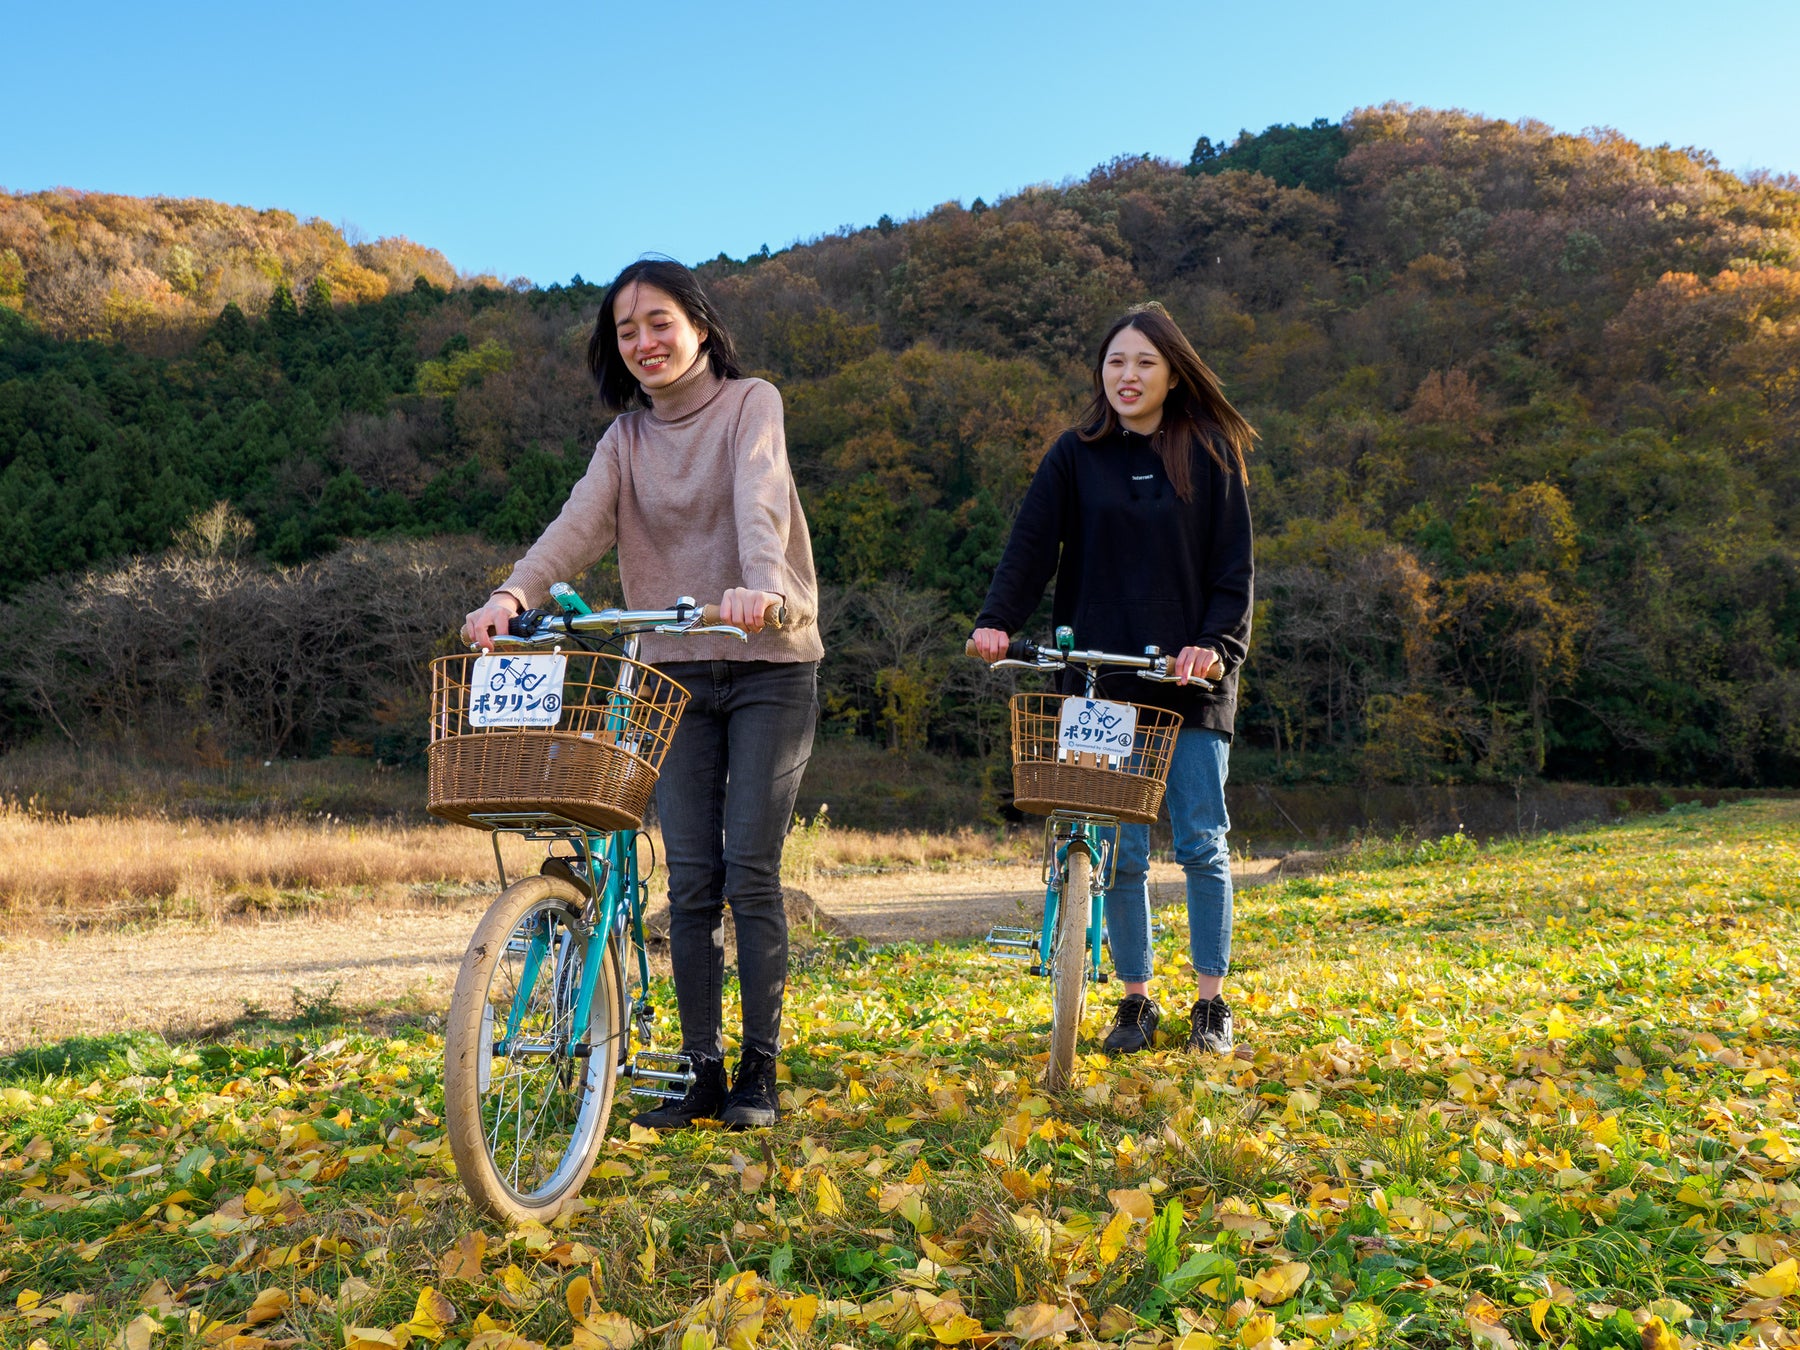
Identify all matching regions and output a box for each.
[1044,847,1093,1091]
[444,875,624,1222]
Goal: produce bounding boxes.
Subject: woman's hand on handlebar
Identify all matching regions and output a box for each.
[719,587,783,634]
[462,593,522,651]
[1173,646,1224,685]
[969,627,1011,663]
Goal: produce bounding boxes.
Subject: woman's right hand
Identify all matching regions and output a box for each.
[970,627,1011,663]
[462,593,523,651]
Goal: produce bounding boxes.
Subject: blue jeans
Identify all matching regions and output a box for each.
[652,660,818,1060]
[1103,727,1232,982]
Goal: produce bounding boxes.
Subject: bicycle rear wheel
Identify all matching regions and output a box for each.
[444,875,624,1222]
[1044,847,1093,1091]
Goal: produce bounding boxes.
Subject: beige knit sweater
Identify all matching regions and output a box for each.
[496,362,823,666]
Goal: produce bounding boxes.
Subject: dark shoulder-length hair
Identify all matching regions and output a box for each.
[587,257,743,412]
[1077,302,1255,499]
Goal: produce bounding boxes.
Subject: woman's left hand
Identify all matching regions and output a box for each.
[1173,646,1224,685]
[720,587,784,633]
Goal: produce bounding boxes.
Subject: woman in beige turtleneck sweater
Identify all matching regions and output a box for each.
[462,260,821,1131]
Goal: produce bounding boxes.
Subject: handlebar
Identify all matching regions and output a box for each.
[486,595,786,649]
[964,635,1221,688]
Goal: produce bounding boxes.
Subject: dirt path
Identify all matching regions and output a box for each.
[0,859,1292,1052]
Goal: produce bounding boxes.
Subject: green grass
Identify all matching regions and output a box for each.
[1,800,1797,1347]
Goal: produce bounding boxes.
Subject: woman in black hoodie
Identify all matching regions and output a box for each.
[971,303,1254,1057]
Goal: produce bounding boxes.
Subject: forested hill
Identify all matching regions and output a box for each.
[2,105,1798,788]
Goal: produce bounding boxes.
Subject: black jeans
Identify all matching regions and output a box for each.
[652,660,817,1061]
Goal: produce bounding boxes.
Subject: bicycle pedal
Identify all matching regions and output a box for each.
[625,1050,695,1101]
[986,926,1038,960]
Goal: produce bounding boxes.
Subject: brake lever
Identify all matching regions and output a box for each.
[657,622,750,641]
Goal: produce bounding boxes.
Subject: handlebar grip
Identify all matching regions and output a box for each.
[1203,657,1225,681]
[699,601,786,629]
[507,608,545,638]
[965,636,1040,662]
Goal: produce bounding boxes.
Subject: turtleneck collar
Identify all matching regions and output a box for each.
[645,357,727,423]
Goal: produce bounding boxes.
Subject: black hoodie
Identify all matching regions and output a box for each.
[973,426,1254,736]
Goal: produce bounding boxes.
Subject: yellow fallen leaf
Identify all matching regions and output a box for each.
[120,1314,162,1350]
[783,1293,818,1334]
[440,1231,488,1281]
[1108,1187,1156,1221]
[1238,1312,1278,1349]
[1006,1303,1077,1343]
[572,1314,641,1349]
[739,1164,766,1194]
[1097,1208,1133,1265]
[638,1224,656,1282]
[243,1187,281,1216]
[1527,1298,1551,1339]
[1467,1315,1516,1349]
[1640,1317,1681,1350]
[1746,1258,1800,1299]
[678,1328,714,1350]
[399,1287,456,1341]
[1252,1260,1308,1304]
[596,1160,633,1180]
[931,1312,984,1344]
[566,1275,598,1323]
[341,1330,401,1350]
[813,1172,845,1217]
[244,1288,290,1326]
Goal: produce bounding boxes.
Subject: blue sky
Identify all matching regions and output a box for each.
[8,1,1797,287]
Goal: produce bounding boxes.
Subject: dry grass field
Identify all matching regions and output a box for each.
[0,797,1037,930]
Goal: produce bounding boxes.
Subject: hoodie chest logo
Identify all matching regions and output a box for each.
[1128,471,1164,502]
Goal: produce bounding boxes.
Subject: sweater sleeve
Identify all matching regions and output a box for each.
[729,381,811,622]
[1194,467,1254,672]
[495,427,622,609]
[974,438,1071,634]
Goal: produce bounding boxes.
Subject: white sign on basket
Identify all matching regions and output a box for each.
[1057,696,1137,757]
[469,653,568,728]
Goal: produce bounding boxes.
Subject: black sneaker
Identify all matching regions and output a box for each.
[722,1047,781,1130]
[630,1056,726,1130]
[1187,996,1234,1054]
[1101,994,1162,1054]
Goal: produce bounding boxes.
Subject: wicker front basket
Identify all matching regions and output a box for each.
[426,650,689,833]
[1009,692,1182,825]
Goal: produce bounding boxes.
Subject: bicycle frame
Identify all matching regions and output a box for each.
[480,588,753,1093]
[983,627,1209,988]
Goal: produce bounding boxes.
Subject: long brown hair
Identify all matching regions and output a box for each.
[1077,302,1255,499]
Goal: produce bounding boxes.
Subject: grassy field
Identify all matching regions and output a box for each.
[0,800,1797,1348]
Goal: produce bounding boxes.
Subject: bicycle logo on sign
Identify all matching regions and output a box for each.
[470,654,567,727]
[1059,697,1136,754]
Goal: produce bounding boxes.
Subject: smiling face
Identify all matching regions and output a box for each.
[1102,324,1174,433]
[613,282,708,391]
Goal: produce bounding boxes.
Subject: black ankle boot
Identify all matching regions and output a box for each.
[630,1056,726,1130]
[722,1047,781,1129]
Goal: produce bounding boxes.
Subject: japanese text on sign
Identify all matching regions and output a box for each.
[1057,696,1138,756]
[470,654,567,728]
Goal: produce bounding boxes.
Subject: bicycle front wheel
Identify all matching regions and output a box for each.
[1044,847,1093,1091]
[444,875,624,1222]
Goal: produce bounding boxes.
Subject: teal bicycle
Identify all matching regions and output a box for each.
[971,628,1200,1089]
[429,584,765,1222]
